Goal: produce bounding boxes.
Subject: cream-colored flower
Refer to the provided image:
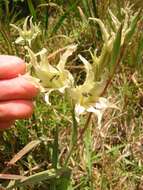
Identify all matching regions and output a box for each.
[89,5,139,80]
[11,16,41,46]
[89,5,139,47]
[69,55,115,126]
[26,45,77,104]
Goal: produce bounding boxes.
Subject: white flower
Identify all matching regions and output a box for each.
[26,45,77,104]
[11,16,41,46]
[69,55,116,126]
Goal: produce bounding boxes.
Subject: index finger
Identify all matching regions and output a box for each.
[0,121,14,129]
[0,55,26,79]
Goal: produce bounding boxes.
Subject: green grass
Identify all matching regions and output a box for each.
[0,0,143,189]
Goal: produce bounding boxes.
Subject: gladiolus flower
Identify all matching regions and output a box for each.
[69,55,116,126]
[26,45,77,104]
[10,16,41,46]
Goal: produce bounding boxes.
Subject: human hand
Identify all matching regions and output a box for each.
[0,55,39,129]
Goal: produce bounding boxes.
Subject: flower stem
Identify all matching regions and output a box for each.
[64,104,78,167]
[78,44,127,144]
[78,112,92,143]
[101,44,126,96]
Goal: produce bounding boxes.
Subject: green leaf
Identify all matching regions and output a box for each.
[135,33,143,69]
[125,10,140,43]
[7,168,71,189]
[109,24,122,71]
[52,125,59,169]
[81,0,91,18]
[57,177,71,190]
[92,0,98,18]
[84,126,93,179]
[27,0,36,21]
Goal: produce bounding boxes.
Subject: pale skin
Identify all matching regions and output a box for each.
[0,55,39,129]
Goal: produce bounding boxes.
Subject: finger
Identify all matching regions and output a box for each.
[0,55,26,79]
[0,100,34,121]
[0,121,14,129]
[0,76,39,101]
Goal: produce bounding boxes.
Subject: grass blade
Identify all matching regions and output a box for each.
[125,10,140,43]
[27,0,36,21]
[81,0,91,17]
[109,24,122,71]
[92,0,98,18]
[52,125,59,169]
[135,33,143,70]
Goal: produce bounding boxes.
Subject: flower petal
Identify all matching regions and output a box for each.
[108,9,120,31]
[10,24,22,33]
[23,16,30,31]
[44,90,53,105]
[25,46,38,68]
[75,104,85,122]
[89,18,110,42]
[57,44,77,70]
[15,37,24,44]
[78,54,94,85]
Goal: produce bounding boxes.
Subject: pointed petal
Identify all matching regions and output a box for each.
[75,104,85,122]
[29,16,34,29]
[25,47,38,67]
[78,54,94,85]
[95,97,109,109]
[15,37,24,44]
[44,90,53,105]
[108,9,120,31]
[57,44,77,70]
[89,17,110,42]
[90,50,99,65]
[58,85,67,93]
[122,10,129,34]
[10,24,23,33]
[88,107,103,127]
[35,48,48,67]
[23,16,30,31]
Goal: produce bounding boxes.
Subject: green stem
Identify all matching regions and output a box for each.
[64,104,78,167]
[78,112,92,143]
[52,125,59,170]
[78,39,127,150]
[101,44,126,96]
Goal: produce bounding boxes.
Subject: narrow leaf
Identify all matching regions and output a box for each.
[52,125,59,169]
[27,0,36,21]
[110,24,122,70]
[135,33,143,68]
[125,10,140,42]
[7,168,71,189]
[92,0,98,18]
[81,0,91,17]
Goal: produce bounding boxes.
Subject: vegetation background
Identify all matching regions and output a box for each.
[0,0,143,189]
